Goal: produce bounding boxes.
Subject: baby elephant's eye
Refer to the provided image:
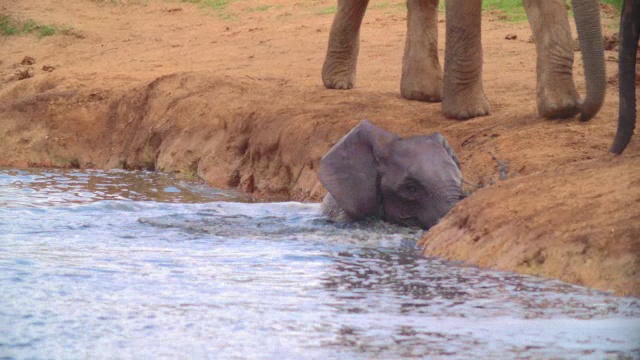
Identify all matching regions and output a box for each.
[403,182,420,194]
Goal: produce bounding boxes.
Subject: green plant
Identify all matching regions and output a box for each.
[180,0,235,19]
[437,0,623,23]
[316,5,336,15]
[249,5,272,12]
[370,1,406,12]
[202,0,232,11]
[91,0,148,5]
[481,0,528,22]
[0,14,74,38]
[1,15,23,35]
[601,0,622,10]
[38,25,56,37]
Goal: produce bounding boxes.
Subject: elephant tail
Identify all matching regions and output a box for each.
[610,0,639,155]
[571,0,606,122]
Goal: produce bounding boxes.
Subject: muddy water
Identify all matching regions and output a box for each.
[1,169,639,359]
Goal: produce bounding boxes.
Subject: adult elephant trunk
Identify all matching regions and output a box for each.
[611,0,639,155]
[571,0,606,122]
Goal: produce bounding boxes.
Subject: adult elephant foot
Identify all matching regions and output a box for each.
[321,0,369,90]
[442,0,489,120]
[400,67,443,102]
[400,0,442,102]
[442,83,491,120]
[536,74,579,119]
[524,0,602,121]
[322,54,356,90]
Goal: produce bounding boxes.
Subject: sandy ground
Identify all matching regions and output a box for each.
[1,0,638,295]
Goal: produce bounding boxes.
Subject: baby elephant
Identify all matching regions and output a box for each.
[319,120,464,229]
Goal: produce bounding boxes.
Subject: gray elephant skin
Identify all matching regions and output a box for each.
[610,0,638,155]
[322,0,605,121]
[318,120,464,229]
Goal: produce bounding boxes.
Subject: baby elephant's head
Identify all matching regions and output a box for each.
[319,120,464,229]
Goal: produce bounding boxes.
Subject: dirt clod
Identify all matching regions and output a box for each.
[505,34,517,40]
[604,32,619,51]
[14,67,34,80]
[21,56,36,65]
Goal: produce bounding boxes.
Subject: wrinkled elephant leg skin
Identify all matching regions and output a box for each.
[401,0,443,102]
[322,0,369,90]
[442,0,490,120]
[524,0,579,119]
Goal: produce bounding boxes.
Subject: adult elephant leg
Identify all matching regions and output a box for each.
[442,0,490,120]
[401,0,442,102]
[611,0,639,155]
[524,0,579,119]
[322,0,369,90]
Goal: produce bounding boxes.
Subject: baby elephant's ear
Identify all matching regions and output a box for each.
[319,120,399,220]
[429,132,461,169]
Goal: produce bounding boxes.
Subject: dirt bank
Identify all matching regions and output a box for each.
[419,156,639,297]
[1,0,637,295]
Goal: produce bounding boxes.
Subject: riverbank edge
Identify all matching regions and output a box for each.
[1,72,638,297]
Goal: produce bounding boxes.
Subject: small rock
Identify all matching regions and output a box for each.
[15,67,34,80]
[21,56,36,65]
[505,34,517,40]
[604,33,619,51]
[88,93,104,101]
[42,65,55,72]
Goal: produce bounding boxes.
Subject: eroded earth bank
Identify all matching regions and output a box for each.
[1,0,638,295]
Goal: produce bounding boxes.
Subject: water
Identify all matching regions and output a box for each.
[1,169,639,359]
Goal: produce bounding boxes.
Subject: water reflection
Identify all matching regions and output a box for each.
[0,168,252,207]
